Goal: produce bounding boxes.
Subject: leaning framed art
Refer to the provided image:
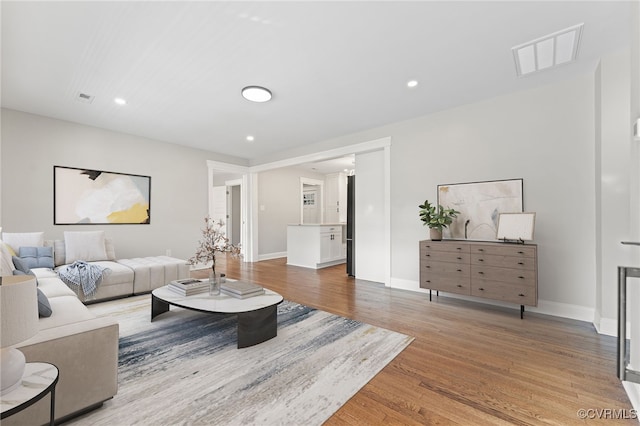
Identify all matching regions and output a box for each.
[437,178,523,240]
[54,166,151,225]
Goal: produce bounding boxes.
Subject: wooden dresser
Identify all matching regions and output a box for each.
[419,240,537,317]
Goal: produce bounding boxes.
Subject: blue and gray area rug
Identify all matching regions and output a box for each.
[68,295,413,425]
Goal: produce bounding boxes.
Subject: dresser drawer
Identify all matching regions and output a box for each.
[471,254,535,270]
[471,280,537,306]
[420,250,470,264]
[471,265,536,285]
[420,241,470,254]
[420,273,470,295]
[471,244,536,258]
[421,260,470,277]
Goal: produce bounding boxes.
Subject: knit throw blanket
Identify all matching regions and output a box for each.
[58,261,109,299]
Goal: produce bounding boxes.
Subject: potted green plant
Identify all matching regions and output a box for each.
[418,200,460,241]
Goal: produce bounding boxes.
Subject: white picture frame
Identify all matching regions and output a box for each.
[496,212,536,241]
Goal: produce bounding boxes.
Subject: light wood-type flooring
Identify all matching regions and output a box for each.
[193,256,635,425]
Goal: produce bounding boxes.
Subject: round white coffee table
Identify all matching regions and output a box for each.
[151,285,283,348]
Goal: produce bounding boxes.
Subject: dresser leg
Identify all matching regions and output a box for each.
[520,305,524,319]
[429,289,432,301]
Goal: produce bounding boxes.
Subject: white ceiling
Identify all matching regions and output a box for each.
[1,1,632,165]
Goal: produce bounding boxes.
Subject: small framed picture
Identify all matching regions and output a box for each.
[496,212,536,241]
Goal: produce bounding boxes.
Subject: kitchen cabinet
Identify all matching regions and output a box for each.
[287,224,346,269]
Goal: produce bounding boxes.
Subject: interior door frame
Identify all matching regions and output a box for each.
[300,177,324,224]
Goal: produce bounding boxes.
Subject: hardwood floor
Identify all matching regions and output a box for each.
[194,256,635,425]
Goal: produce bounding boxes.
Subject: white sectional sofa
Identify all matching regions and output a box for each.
[0,231,190,424]
[1,274,119,426]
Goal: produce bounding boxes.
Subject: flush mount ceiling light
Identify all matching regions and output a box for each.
[241,86,272,103]
[246,135,255,142]
[512,23,583,77]
[114,97,127,105]
[407,80,419,88]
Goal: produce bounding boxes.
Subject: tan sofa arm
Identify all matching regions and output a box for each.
[6,317,119,425]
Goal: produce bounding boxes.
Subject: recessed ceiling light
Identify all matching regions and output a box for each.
[241,86,272,103]
[407,80,419,88]
[246,135,255,142]
[114,97,127,105]
[512,23,583,77]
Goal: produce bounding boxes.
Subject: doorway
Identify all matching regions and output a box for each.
[300,177,324,224]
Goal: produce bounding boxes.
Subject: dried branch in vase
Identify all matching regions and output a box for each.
[187,216,241,276]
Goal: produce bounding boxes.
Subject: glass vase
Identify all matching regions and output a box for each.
[209,271,221,295]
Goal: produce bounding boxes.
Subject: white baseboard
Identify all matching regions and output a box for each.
[258,252,287,261]
[389,278,595,323]
[622,381,640,421]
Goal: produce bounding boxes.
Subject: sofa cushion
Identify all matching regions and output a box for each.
[2,232,44,254]
[12,255,33,275]
[50,238,116,267]
[64,231,107,264]
[31,268,59,280]
[36,277,77,298]
[37,295,96,331]
[19,246,55,269]
[37,288,53,317]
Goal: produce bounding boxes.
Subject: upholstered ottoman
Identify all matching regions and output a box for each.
[117,256,189,294]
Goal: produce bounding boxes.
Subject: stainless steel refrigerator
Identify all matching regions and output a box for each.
[346,175,355,276]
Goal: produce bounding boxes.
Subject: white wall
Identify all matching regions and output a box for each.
[254,74,599,320]
[354,150,386,283]
[624,0,640,411]
[257,167,325,258]
[595,49,633,334]
[0,108,245,260]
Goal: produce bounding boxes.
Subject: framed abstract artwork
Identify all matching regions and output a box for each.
[54,166,151,225]
[437,178,523,241]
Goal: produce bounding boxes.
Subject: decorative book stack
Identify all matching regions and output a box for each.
[220,281,265,299]
[168,278,208,296]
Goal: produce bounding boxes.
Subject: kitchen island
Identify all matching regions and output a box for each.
[286,224,346,269]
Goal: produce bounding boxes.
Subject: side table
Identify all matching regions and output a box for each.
[0,362,59,426]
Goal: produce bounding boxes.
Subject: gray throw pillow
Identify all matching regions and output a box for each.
[19,246,55,269]
[37,288,52,317]
[12,255,32,275]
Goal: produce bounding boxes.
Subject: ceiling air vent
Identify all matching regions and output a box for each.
[512,23,584,77]
[75,92,95,104]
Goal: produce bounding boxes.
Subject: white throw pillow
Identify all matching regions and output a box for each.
[2,232,45,254]
[64,231,108,264]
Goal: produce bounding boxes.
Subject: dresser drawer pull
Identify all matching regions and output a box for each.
[425,245,430,249]
[518,251,524,254]
[426,280,431,283]
[425,254,431,257]
[457,284,463,288]
[425,266,431,269]
[456,247,462,250]
[518,276,525,279]
[456,269,462,272]
[478,287,485,291]
[457,257,462,260]
[478,271,484,275]
[518,293,525,297]
[478,259,484,262]
[478,248,484,252]
[518,262,524,265]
